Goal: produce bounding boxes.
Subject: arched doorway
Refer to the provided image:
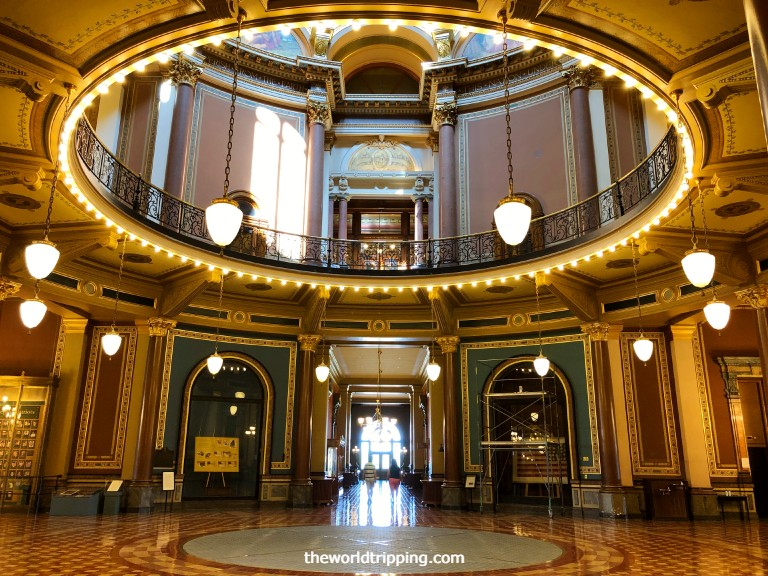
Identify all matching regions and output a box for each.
[482,357,576,510]
[178,354,271,500]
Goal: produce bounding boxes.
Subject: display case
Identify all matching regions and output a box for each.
[0,376,56,507]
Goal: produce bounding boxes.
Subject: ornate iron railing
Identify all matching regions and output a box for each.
[75,119,677,275]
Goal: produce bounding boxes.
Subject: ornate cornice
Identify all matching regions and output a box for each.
[736,285,768,309]
[562,65,597,90]
[432,102,458,127]
[436,335,460,354]
[168,56,202,87]
[298,334,322,353]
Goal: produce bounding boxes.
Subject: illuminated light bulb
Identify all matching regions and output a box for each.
[97,83,109,94]
[584,255,591,261]
[459,26,470,38]
[25,241,60,279]
[426,360,441,382]
[266,277,272,283]
[368,287,374,293]
[354,287,360,292]
[623,76,637,88]
[315,361,330,382]
[208,264,215,271]
[471,282,478,287]
[652,218,660,226]
[20,298,47,329]
[523,38,537,51]
[101,329,123,356]
[242,29,254,41]
[310,282,316,288]
[207,353,223,375]
[485,280,492,286]
[155,245,161,253]
[211,35,223,46]
[704,298,731,330]
[352,20,362,31]
[534,354,550,377]
[642,224,650,232]
[388,20,398,31]
[544,268,551,274]
[633,336,654,362]
[570,260,578,267]
[295,281,302,287]
[113,73,126,83]
[134,60,146,72]
[237,271,244,278]
[339,285,345,291]
[552,47,565,57]
[681,249,715,288]
[609,245,616,252]
[182,44,193,55]
[411,286,418,292]
[281,279,287,285]
[156,52,170,64]
[603,65,617,76]
[383,287,389,292]
[513,275,520,280]
[398,287,403,292]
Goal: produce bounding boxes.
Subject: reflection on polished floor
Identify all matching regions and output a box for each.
[0,481,766,575]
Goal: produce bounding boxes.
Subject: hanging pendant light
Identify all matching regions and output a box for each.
[19,281,47,330]
[630,239,654,363]
[493,10,531,246]
[533,279,550,377]
[315,292,331,382]
[205,10,244,247]
[427,293,441,381]
[25,87,72,280]
[101,234,128,357]
[208,270,227,375]
[697,189,730,330]
[680,182,715,287]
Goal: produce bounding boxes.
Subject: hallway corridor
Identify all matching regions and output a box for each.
[0,482,765,575]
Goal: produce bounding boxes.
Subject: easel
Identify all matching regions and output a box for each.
[205,472,226,488]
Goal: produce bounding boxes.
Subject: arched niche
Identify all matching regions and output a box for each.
[481,355,578,505]
[177,352,275,500]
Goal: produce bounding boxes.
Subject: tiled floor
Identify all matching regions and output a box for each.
[0,481,766,575]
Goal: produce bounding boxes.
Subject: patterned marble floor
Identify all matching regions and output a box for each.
[0,481,765,575]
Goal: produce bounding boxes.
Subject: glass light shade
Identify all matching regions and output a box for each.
[357,417,364,426]
[205,197,243,246]
[633,337,654,362]
[494,196,532,246]
[315,361,330,382]
[426,361,441,381]
[229,405,238,416]
[19,299,47,329]
[101,330,123,356]
[207,352,223,375]
[681,248,715,288]
[533,354,550,376]
[25,240,60,280]
[704,298,731,330]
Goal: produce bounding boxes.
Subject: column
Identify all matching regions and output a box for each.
[563,66,598,202]
[413,195,424,241]
[581,322,639,516]
[129,317,176,510]
[291,333,321,507]
[327,181,336,238]
[305,100,330,238]
[163,56,201,199]
[745,0,768,144]
[670,324,719,518]
[736,285,768,417]
[337,192,349,241]
[437,335,462,508]
[433,103,458,239]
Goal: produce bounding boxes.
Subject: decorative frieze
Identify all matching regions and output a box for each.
[298,334,322,353]
[147,317,177,337]
[736,285,768,309]
[0,277,21,300]
[437,335,460,354]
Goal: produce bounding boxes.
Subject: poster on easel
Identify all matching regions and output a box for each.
[193,437,239,472]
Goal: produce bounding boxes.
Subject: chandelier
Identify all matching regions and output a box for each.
[357,347,396,441]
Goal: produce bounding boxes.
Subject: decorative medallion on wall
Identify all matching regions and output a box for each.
[246,282,273,291]
[347,137,416,172]
[81,281,97,296]
[123,253,152,264]
[0,192,40,210]
[715,200,761,218]
[486,285,514,294]
[366,292,394,301]
[371,319,386,332]
[605,258,637,269]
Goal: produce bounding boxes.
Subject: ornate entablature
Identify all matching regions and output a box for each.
[347,138,417,172]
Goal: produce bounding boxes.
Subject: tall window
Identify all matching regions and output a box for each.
[360,420,402,471]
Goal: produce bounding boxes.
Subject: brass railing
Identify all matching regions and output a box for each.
[76,119,677,275]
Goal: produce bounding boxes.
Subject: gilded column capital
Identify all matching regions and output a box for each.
[562,65,597,90]
[580,322,622,341]
[147,317,177,337]
[436,335,460,354]
[0,277,21,300]
[307,101,331,127]
[432,102,457,127]
[432,29,453,61]
[736,285,768,309]
[168,56,202,87]
[298,334,322,353]
[670,324,698,340]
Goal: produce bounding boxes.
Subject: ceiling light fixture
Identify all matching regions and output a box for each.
[315,296,330,382]
[427,293,441,382]
[533,279,550,377]
[25,86,73,280]
[493,10,532,246]
[207,271,227,375]
[630,239,653,362]
[681,177,715,288]
[205,8,244,247]
[19,280,47,330]
[101,235,128,356]
[698,187,730,330]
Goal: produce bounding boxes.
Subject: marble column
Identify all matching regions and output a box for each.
[337,192,349,241]
[437,335,462,508]
[163,56,201,199]
[413,195,425,242]
[433,103,458,239]
[327,182,336,238]
[129,317,176,511]
[291,334,321,507]
[745,0,768,144]
[669,324,719,518]
[736,285,768,415]
[563,66,598,202]
[581,322,640,517]
[306,101,330,238]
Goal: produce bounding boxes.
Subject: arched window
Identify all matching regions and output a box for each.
[360,420,402,471]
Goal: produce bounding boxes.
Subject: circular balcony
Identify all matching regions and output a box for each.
[74,117,680,283]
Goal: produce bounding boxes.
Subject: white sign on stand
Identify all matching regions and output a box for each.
[162,471,175,491]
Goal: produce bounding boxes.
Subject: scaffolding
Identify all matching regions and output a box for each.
[478,370,567,517]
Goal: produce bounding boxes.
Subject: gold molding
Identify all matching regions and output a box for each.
[620,331,680,476]
[74,326,138,470]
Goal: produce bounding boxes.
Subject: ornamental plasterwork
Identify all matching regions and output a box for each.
[74,326,138,469]
[720,91,766,157]
[619,331,681,476]
[168,56,202,86]
[147,316,176,337]
[432,102,458,127]
[0,87,31,149]
[736,284,768,309]
[562,65,597,90]
[0,277,21,300]
[347,138,416,172]
[307,101,331,126]
[460,333,600,475]
[156,329,297,472]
